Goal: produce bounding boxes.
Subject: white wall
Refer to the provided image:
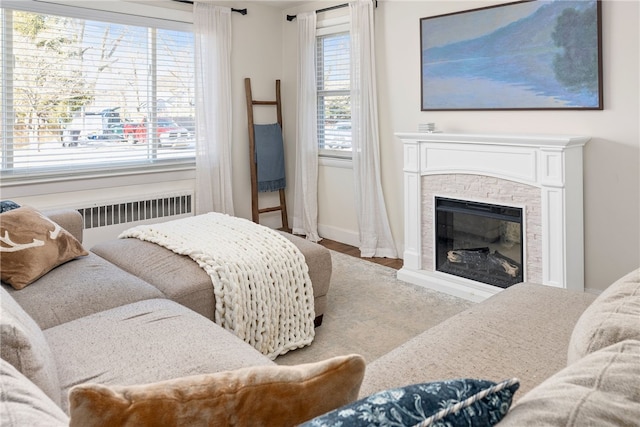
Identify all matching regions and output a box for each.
[283,0,640,293]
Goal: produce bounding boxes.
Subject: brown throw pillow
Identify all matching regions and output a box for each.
[0,206,88,289]
[68,354,366,427]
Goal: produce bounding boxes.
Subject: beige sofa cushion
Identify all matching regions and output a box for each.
[359,282,596,399]
[91,239,217,319]
[567,268,640,364]
[499,339,640,426]
[0,206,88,289]
[43,209,84,243]
[0,286,61,406]
[44,298,274,413]
[0,359,68,426]
[5,252,164,330]
[68,354,365,427]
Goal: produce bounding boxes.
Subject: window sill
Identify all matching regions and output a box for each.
[0,162,195,199]
[319,155,352,169]
[1,160,195,187]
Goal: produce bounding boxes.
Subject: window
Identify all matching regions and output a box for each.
[316,29,351,156]
[1,4,195,182]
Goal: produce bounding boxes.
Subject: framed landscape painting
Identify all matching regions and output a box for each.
[420,0,603,110]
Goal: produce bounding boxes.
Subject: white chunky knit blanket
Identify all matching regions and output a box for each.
[119,212,315,359]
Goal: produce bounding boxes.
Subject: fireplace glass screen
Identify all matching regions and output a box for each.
[435,197,523,288]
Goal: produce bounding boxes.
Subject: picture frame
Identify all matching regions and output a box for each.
[420,0,603,111]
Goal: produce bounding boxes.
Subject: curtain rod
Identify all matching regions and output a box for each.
[287,3,346,22]
[286,1,376,22]
[172,0,247,15]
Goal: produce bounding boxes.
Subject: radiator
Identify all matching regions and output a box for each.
[78,193,193,229]
[77,192,194,247]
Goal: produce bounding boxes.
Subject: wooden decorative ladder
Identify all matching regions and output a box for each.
[244,78,289,231]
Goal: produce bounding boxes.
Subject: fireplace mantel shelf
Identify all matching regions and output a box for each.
[395,132,589,149]
[397,132,590,302]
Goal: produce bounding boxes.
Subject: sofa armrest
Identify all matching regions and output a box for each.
[43,209,84,243]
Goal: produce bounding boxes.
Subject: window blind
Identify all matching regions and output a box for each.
[316,31,351,152]
[1,4,195,181]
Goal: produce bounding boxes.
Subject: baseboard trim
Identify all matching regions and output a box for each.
[396,268,500,303]
[318,224,360,248]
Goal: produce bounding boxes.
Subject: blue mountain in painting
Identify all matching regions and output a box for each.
[423,1,600,109]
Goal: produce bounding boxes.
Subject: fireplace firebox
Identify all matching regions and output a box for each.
[435,197,523,288]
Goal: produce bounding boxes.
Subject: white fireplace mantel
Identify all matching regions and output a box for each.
[397,132,590,302]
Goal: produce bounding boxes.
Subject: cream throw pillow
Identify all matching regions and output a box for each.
[0,206,88,289]
[500,339,640,426]
[0,359,68,426]
[69,354,366,427]
[0,286,62,406]
[567,268,640,364]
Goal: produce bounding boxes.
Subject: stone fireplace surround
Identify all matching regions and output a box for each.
[397,132,589,302]
[426,175,538,285]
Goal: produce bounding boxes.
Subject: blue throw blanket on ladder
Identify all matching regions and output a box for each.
[254,123,286,192]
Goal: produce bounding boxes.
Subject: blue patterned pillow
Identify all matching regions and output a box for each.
[0,200,20,213]
[301,378,519,427]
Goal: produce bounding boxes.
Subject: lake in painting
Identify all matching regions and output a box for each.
[421,0,601,110]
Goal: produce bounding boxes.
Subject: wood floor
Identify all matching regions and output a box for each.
[317,238,404,270]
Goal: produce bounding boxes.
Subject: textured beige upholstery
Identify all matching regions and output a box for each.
[359,283,597,400]
[499,339,640,426]
[4,253,164,330]
[91,230,332,322]
[567,268,640,364]
[91,239,217,319]
[44,209,84,243]
[0,360,68,426]
[44,298,274,413]
[0,287,61,406]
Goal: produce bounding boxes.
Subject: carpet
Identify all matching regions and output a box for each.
[275,250,475,366]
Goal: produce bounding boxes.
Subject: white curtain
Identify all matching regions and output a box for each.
[350,0,397,258]
[292,12,320,242]
[193,3,234,215]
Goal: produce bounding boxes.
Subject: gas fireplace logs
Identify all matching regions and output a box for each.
[447,248,520,278]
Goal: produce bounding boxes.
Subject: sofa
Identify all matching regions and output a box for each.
[2,206,639,426]
[1,207,359,426]
[355,269,640,426]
